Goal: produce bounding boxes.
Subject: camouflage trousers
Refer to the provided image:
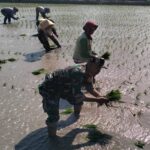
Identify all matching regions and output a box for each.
[39,86,60,124]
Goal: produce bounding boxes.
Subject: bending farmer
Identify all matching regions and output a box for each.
[1,7,19,24]
[73,21,98,64]
[39,57,109,138]
[37,19,61,52]
[36,6,50,21]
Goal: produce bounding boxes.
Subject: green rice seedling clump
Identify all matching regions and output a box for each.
[32,68,47,75]
[0,59,7,64]
[134,141,145,149]
[61,108,73,115]
[83,124,97,130]
[7,58,16,62]
[106,89,122,101]
[101,52,111,60]
[20,34,26,36]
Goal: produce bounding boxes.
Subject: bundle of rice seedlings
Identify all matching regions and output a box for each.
[7,58,16,62]
[83,124,97,130]
[61,108,73,115]
[0,59,7,64]
[106,89,122,101]
[20,34,26,36]
[32,68,46,75]
[101,52,111,60]
[134,141,145,149]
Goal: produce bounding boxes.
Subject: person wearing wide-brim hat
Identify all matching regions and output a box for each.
[73,21,98,64]
[1,7,19,24]
[37,19,61,52]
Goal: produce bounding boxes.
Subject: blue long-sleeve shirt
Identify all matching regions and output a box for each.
[1,7,17,19]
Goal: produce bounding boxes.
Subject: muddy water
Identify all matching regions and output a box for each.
[0,3,150,150]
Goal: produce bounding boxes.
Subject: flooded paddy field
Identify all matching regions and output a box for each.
[0,3,150,150]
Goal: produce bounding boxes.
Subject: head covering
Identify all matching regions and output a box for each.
[44,8,50,13]
[38,19,54,30]
[13,7,19,12]
[83,21,98,32]
[83,21,98,39]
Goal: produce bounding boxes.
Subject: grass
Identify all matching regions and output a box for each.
[101,52,111,60]
[32,68,47,75]
[106,89,122,101]
[83,124,97,130]
[61,108,73,115]
[134,141,145,149]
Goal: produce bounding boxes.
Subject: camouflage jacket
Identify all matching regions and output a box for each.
[39,65,94,104]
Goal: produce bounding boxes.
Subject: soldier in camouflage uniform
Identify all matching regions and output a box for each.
[39,57,109,138]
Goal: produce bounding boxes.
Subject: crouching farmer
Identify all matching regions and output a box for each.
[39,57,109,138]
[37,19,61,52]
[1,7,19,24]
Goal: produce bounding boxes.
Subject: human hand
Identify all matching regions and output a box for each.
[97,97,110,107]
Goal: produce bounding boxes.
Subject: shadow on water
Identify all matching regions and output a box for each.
[24,50,45,62]
[24,47,60,62]
[15,127,112,150]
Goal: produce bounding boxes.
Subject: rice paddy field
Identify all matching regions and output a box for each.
[0,3,150,150]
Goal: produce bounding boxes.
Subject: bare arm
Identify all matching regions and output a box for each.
[88,88,101,97]
[83,94,109,105]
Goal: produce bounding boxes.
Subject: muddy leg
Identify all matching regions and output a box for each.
[49,35,61,48]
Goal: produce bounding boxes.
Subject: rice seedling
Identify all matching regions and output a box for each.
[0,66,1,70]
[106,90,122,101]
[3,83,6,87]
[61,108,73,115]
[7,58,17,62]
[101,52,111,60]
[20,34,27,37]
[0,59,7,64]
[83,124,97,130]
[32,68,47,75]
[134,141,145,149]
[136,93,141,101]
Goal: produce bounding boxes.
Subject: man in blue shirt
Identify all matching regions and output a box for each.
[1,7,19,24]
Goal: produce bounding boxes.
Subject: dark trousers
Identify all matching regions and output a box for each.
[38,30,51,52]
[4,16,11,24]
[1,10,11,24]
[38,29,61,52]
